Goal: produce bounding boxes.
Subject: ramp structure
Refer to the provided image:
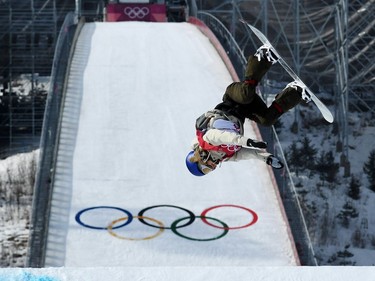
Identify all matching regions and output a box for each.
[43,21,298,267]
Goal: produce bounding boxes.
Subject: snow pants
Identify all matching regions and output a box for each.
[220,55,302,126]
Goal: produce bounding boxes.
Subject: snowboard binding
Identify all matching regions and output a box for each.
[285,81,311,103]
[255,44,279,65]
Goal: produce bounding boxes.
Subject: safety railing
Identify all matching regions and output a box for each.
[196,11,318,266]
[27,12,84,268]
[186,0,197,17]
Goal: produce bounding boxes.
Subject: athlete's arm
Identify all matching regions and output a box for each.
[202,129,247,146]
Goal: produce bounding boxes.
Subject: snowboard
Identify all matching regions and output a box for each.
[241,20,334,123]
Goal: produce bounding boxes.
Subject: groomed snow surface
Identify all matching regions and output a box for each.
[1,22,374,280]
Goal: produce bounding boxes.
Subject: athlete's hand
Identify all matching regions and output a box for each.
[247,138,267,149]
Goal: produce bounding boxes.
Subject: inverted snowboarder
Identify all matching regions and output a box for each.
[186,44,310,176]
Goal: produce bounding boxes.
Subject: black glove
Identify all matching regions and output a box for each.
[247,138,267,149]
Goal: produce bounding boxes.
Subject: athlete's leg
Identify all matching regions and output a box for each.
[223,55,272,105]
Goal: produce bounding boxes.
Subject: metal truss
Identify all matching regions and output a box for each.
[197,0,374,172]
[0,0,74,156]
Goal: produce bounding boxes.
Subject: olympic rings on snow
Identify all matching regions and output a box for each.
[108,216,164,241]
[138,205,195,229]
[171,216,229,241]
[201,204,258,230]
[75,206,133,230]
[75,204,258,242]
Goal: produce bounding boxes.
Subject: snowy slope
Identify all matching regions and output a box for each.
[44,21,298,267]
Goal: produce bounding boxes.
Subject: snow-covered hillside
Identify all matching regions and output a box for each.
[0,151,38,267]
[275,92,375,265]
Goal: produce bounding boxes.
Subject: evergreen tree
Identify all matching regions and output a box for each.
[287,141,303,175]
[337,202,359,228]
[363,149,375,192]
[347,174,361,200]
[316,151,339,185]
[336,245,355,266]
[327,245,356,265]
[300,136,318,170]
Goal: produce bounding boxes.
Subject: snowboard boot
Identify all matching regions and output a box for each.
[285,80,311,103]
[243,45,278,83]
[266,155,284,169]
[272,80,309,113]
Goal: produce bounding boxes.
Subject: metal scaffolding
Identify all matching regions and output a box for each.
[0,0,74,158]
[0,0,373,161]
[197,0,374,174]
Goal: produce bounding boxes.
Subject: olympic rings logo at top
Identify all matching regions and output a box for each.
[75,204,258,242]
[124,7,150,19]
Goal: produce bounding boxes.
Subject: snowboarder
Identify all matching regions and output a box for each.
[186,44,309,176]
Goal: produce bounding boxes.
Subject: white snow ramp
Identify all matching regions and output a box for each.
[45,21,298,267]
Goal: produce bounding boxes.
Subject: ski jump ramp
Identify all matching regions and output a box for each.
[44,21,299,267]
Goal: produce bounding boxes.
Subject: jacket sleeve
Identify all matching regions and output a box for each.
[202,129,248,146]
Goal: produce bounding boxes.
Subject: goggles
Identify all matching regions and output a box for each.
[196,149,219,175]
[198,162,215,175]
